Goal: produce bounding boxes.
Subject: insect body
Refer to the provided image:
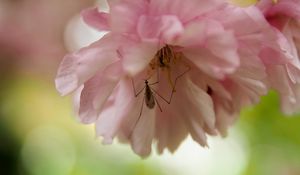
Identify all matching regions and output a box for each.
[130,79,164,137]
[149,45,190,92]
[144,80,155,109]
[154,45,176,89]
[157,45,173,69]
[132,79,163,115]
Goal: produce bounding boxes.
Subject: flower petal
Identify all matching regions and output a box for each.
[184,47,237,79]
[267,0,300,20]
[95,78,137,144]
[181,20,239,79]
[149,0,224,22]
[109,0,147,33]
[79,61,123,124]
[215,104,237,136]
[137,15,184,43]
[55,34,119,95]
[155,111,188,153]
[130,104,156,157]
[120,39,158,76]
[81,7,110,31]
[168,76,215,144]
[184,78,216,130]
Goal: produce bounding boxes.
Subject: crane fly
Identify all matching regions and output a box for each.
[130,67,190,137]
[128,45,191,138]
[131,79,164,122]
[150,45,191,91]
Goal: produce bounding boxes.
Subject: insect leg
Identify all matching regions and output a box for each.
[131,78,145,97]
[167,67,175,90]
[153,94,163,112]
[173,64,191,90]
[148,65,160,86]
[150,87,172,104]
[129,95,145,138]
[150,65,191,104]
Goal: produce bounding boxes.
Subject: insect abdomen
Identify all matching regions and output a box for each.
[145,86,155,109]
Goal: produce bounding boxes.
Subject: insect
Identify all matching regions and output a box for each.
[130,66,190,137]
[149,45,190,91]
[149,45,176,89]
[129,78,169,138]
[128,45,191,137]
[131,79,165,124]
[156,45,174,68]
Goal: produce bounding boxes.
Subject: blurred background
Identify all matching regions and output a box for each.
[1,0,300,175]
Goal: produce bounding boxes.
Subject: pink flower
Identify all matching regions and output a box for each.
[257,0,300,114]
[56,0,283,157]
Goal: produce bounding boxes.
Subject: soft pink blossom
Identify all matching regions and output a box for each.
[56,0,286,157]
[257,0,300,114]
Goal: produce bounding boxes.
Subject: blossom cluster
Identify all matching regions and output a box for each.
[56,0,300,157]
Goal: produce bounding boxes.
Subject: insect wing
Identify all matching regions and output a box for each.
[145,86,155,109]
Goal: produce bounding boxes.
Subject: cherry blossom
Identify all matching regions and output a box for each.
[56,0,297,156]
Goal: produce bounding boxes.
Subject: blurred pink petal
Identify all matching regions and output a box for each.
[79,61,123,124]
[81,7,110,31]
[55,34,119,95]
[257,0,300,114]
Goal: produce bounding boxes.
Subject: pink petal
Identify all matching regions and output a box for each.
[184,47,237,79]
[81,7,110,31]
[153,71,189,153]
[168,76,215,146]
[233,76,268,99]
[55,34,119,95]
[280,96,297,115]
[206,31,239,70]
[184,78,216,130]
[215,104,237,136]
[130,103,156,157]
[95,99,117,144]
[235,53,266,80]
[72,85,84,120]
[267,65,295,100]
[216,6,271,37]
[95,79,137,144]
[149,0,224,22]
[109,0,147,34]
[155,111,188,153]
[267,0,300,20]
[137,15,184,43]
[120,39,158,76]
[186,117,208,147]
[180,20,239,79]
[279,84,300,115]
[155,74,188,153]
[79,61,123,124]
[175,22,206,47]
[256,0,274,14]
